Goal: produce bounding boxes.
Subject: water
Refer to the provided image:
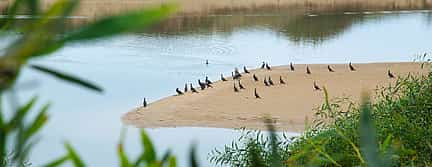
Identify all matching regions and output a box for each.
[4,10,432,166]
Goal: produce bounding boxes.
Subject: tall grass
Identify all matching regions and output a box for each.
[210,66,432,166]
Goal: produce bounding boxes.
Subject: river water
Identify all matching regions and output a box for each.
[3,10,431,166]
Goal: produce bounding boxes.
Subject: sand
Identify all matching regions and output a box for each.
[122,62,428,132]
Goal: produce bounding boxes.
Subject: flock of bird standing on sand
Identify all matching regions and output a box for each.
[141,61,397,108]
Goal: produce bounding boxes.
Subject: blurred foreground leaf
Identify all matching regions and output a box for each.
[30,64,103,92]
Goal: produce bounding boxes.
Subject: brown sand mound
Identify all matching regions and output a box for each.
[122,62,427,132]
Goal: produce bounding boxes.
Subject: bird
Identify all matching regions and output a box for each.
[206,82,213,88]
[290,62,295,71]
[198,79,206,90]
[205,76,213,84]
[264,78,270,86]
[253,74,259,81]
[184,83,188,92]
[268,76,274,85]
[142,98,147,107]
[233,68,242,80]
[306,66,311,74]
[254,88,261,99]
[327,65,335,72]
[265,63,271,70]
[388,69,395,78]
[349,62,356,71]
[221,74,228,81]
[190,84,198,93]
[243,66,250,73]
[233,83,239,92]
[205,59,209,65]
[313,81,321,91]
[239,80,245,89]
[279,76,286,84]
[176,88,184,95]
[260,62,265,69]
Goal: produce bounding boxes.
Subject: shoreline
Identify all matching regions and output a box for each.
[122,62,428,132]
[1,0,431,18]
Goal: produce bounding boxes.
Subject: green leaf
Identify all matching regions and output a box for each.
[8,96,37,131]
[140,129,156,163]
[23,103,49,141]
[65,142,86,167]
[30,64,103,92]
[117,143,131,167]
[62,5,176,42]
[42,155,69,167]
[264,118,283,167]
[1,0,25,30]
[168,156,177,167]
[359,93,384,167]
[189,144,199,167]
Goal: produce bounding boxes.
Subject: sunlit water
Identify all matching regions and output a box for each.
[2,11,431,166]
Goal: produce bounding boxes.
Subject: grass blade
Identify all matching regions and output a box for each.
[62,5,175,42]
[189,144,199,167]
[65,142,86,167]
[359,93,384,167]
[42,155,69,167]
[8,96,37,130]
[23,103,49,141]
[30,64,102,92]
[117,143,131,167]
[139,129,156,163]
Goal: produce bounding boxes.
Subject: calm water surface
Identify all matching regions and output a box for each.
[4,10,432,166]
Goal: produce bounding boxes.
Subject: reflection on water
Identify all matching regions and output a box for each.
[2,10,431,167]
[150,10,432,44]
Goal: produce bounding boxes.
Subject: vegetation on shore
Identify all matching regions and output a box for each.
[210,64,432,166]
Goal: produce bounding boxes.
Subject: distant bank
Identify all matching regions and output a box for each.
[1,0,431,17]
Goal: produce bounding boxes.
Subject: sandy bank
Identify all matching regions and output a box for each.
[122,62,428,132]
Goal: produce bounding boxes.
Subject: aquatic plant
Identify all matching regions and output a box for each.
[210,64,432,166]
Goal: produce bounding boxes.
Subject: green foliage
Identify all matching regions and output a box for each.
[0,0,179,166]
[211,66,432,166]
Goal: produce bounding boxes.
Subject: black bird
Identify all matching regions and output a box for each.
[306,66,311,74]
[176,88,184,95]
[206,82,213,88]
[290,62,295,71]
[221,74,228,81]
[239,80,245,89]
[190,84,198,93]
[313,81,321,91]
[264,78,270,86]
[233,83,239,92]
[279,76,286,84]
[184,83,188,92]
[349,62,356,71]
[206,59,209,65]
[142,98,147,107]
[243,66,250,73]
[265,63,271,70]
[268,76,274,85]
[234,68,242,77]
[327,65,335,72]
[260,62,265,69]
[206,76,213,85]
[253,74,259,81]
[388,69,395,78]
[198,79,206,90]
[254,88,261,99]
